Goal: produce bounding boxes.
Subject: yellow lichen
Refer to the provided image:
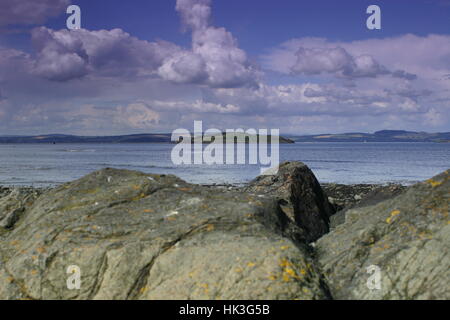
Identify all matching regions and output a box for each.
[282,273,291,282]
[279,258,301,281]
[426,179,443,188]
[386,210,401,224]
[285,268,297,277]
[139,286,148,294]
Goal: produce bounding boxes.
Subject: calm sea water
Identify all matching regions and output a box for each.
[0,142,448,187]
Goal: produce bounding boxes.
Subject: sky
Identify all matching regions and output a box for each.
[0,0,449,135]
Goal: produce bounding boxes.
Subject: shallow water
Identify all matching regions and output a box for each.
[0,142,448,187]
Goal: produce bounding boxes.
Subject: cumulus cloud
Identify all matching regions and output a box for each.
[0,0,70,26]
[26,0,259,88]
[290,46,414,80]
[157,52,208,84]
[262,35,450,82]
[31,27,181,81]
[158,0,260,88]
[176,0,212,31]
[115,103,160,129]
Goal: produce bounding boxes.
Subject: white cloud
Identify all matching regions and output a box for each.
[158,0,260,88]
[31,27,181,81]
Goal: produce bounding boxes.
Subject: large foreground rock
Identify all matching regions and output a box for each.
[0,168,330,300]
[244,162,334,242]
[316,170,450,299]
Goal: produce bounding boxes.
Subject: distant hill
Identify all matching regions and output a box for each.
[0,134,173,144]
[1,130,448,144]
[289,130,450,143]
[0,133,294,144]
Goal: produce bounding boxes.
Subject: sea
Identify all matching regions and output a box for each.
[0,142,449,187]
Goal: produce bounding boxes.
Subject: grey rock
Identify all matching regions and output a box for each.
[0,168,330,300]
[244,161,335,242]
[317,170,450,300]
[0,208,25,229]
[330,184,407,229]
[0,188,43,230]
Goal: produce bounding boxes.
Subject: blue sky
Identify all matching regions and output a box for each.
[0,0,449,135]
[27,0,450,54]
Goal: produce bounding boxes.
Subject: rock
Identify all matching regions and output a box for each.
[0,188,43,230]
[0,168,330,300]
[322,183,382,210]
[243,161,335,242]
[0,208,25,229]
[316,170,450,300]
[329,184,407,229]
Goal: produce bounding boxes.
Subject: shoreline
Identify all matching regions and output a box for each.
[1,180,407,215]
